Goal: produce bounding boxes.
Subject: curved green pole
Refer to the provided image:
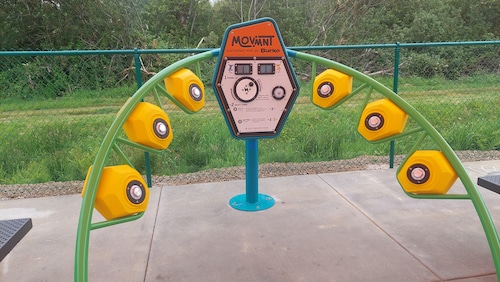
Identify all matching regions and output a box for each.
[74,49,220,282]
[290,49,500,277]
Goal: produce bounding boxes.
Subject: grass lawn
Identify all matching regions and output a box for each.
[0,75,498,184]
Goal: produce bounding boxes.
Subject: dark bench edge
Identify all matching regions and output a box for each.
[0,218,33,262]
[478,174,500,194]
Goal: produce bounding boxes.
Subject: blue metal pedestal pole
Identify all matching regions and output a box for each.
[229,139,275,211]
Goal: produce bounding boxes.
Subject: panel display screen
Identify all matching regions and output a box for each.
[258,63,275,74]
[235,64,252,75]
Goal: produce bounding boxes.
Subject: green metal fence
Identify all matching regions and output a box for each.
[0,41,499,191]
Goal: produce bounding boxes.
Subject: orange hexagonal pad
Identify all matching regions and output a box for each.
[397,150,458,195]
[82,165,149,220]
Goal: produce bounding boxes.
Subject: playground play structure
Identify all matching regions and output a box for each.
[75,18,500,281]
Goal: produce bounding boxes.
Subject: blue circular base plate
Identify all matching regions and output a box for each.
[229,194,275,212]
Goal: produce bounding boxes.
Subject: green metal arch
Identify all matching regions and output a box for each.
[75,49,499,281]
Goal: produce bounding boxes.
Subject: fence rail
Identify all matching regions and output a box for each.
[0,41,499,187]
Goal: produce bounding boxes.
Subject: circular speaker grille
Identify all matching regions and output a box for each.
[365,113,384,131]
[189,84,203,101]
[126,180,146,204]
[153,118,169,139]
[317,82,334,98]
[272,86,286,100]
[407,163,430,184]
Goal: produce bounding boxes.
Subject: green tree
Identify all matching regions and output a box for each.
[354,0,499,43]
[0,0,148,50]
[144,0,213,47]
[448,0,500,40]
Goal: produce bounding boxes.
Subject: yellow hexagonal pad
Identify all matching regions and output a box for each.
[397,150,458,195]
[164,68,205,112]
[358,98,408,142]
[82,165,149,220]
[123,102,173,150]
[312,69,352,109]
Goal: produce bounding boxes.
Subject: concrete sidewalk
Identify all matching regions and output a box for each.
[1,160,499,281]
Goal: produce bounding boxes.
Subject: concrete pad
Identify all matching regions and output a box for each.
[318,160,500,281]
[0,194,80,281]
[0,160,499,281]
[146,175,438,281]
[0,188,162,281]
[86,187,161,282]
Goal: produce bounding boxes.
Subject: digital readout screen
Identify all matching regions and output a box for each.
[258,63,275,74]
[235,64,252,75]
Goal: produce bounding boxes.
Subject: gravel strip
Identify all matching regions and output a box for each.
[1,150,499,200]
